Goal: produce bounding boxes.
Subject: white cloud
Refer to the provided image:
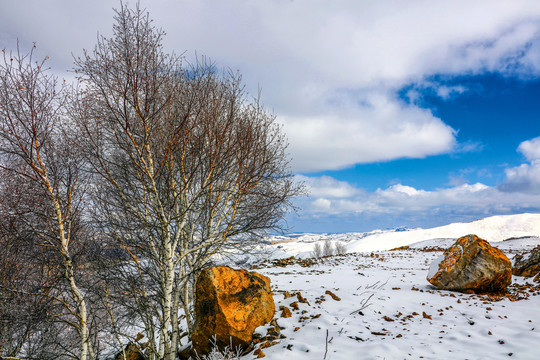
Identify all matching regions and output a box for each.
[497,137,540,193]
[157,0,540,172]
[297,175,540,220]
[2,1,540,172]
[294,135,540,226]
[283,92,456,172]
[436,85,467,99]
[518,136,540,160]
[296,175,360,199]
[501,161,540,193]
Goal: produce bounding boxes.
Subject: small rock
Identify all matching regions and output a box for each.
[390,245,410,251]
[513,246,540,277]
[254,348,266,358]
[260,341,279,349]
[325,290,341,301]
[280,306,292,318]
[297,292,310,305]
[267,327,281,338]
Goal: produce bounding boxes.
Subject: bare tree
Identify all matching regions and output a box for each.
[0,168,59,359]
[0,46,95,360]
[72,4,301,359]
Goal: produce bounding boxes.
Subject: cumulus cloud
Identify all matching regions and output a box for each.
[518,136,540,160]
[2,1,540,172]
[283,92,456,172]
[501,161,540,193]
[296,175,360,199]
[498,136,540,193]
[295,175,540,228]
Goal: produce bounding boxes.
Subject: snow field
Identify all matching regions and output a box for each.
[250,245,540,360]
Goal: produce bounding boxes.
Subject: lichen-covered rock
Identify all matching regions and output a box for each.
[427,234,512,292]
[191,266,275,356]
[513,245,540,277]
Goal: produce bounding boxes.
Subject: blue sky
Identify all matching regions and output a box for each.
[292,73,540,232]
[2,0,540,233]
[314,75,540,191]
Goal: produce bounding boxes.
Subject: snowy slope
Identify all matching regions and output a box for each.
[266,213,540,258]
[235,214,540,360]
[251,248,540,360]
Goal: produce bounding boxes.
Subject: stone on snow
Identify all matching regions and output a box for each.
[513,245,540,277]
[427,234,511,292]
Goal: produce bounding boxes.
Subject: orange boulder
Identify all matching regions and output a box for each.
[191,266,275,356]
[427,234,511,292]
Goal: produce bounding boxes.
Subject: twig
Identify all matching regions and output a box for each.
[350,293,374,315]
[324,329,329,360]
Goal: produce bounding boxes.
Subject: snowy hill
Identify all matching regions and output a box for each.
[266,213,540,258]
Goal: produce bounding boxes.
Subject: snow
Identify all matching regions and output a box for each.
[427,255,444,280]
[237,213,540,359]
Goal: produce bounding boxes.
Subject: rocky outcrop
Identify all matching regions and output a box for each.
[191,266,275,356]
[114,342,144,360]
[513,245,540,277]
[427,234,512,292]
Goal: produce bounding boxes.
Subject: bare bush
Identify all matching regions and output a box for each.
[335,242,347,255]
[323,239,334,257]
[194,338,244,360]
[311,242,323,258]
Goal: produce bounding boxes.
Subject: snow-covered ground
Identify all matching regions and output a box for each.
[241,214,540,360]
